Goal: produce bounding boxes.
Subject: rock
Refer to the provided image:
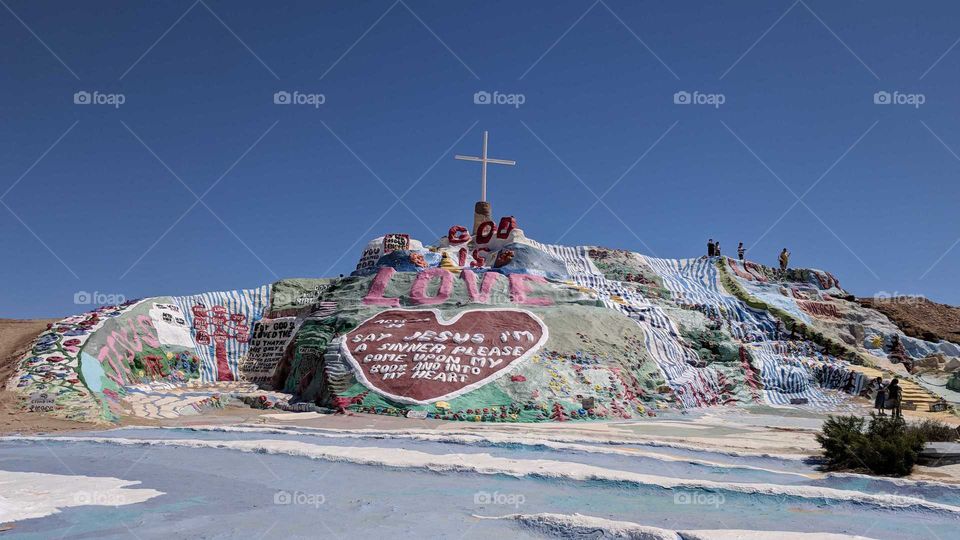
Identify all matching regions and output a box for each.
[915,354,943,369]
[944,358,960,372]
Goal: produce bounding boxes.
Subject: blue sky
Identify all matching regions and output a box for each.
[2,0,959,318]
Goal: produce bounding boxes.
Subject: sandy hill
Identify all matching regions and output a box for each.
[857,296,960,344]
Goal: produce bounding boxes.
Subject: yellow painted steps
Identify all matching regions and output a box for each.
[847,365,946,411]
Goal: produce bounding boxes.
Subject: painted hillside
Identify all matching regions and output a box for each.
[7,214,957,424]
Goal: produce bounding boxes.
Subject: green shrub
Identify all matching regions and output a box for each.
[816,414,937,476]
[817,415,867,471]
[912,419,958,442]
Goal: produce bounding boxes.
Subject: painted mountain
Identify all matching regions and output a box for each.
[8,217,955,423]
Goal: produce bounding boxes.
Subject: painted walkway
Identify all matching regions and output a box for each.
[1,418,958,539]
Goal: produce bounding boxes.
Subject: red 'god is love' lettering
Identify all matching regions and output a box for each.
[341,309,548,404]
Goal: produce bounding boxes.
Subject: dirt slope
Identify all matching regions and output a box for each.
[857,297,960,345]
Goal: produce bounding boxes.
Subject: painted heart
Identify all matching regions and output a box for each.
[340,308,549,405]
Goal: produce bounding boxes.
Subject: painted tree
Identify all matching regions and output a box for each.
[550,402,568,421]
[609,400,631,419]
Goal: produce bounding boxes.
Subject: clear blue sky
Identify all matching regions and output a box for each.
[2,0,959,318]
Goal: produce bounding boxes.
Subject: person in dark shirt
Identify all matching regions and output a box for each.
[738,242,745,261]
[707,239,715,257]
[887,378,903,418]
[870,377,886,415]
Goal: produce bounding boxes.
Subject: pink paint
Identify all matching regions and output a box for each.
[362,266,556,306]
[727,258,754,281]
[410,268,453,305]
[461,270,501,303]
[98,341,129,386]
[136,315,161,348]
[508,274,553,306]
[362,267,401,307]
[97,316,161,385]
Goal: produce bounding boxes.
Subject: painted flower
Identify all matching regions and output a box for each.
[36,334,59,345]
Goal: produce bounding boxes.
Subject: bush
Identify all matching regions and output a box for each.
[912,419,958,442]
[816,414,942,476]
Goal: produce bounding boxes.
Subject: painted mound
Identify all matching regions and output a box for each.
[6,219,956,423]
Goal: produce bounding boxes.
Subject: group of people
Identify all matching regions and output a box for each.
[868,377,903,418]
[706,239,790,271]
[706,239,727,258]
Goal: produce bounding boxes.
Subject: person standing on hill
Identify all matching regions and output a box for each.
[870,377,886,416]
[738,242,745,261]
[779,248,790,272]
[707,239,716,257]
[887,378,903,419]
[715,242,722,257]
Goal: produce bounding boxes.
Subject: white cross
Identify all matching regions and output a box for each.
[455,131,516,202]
